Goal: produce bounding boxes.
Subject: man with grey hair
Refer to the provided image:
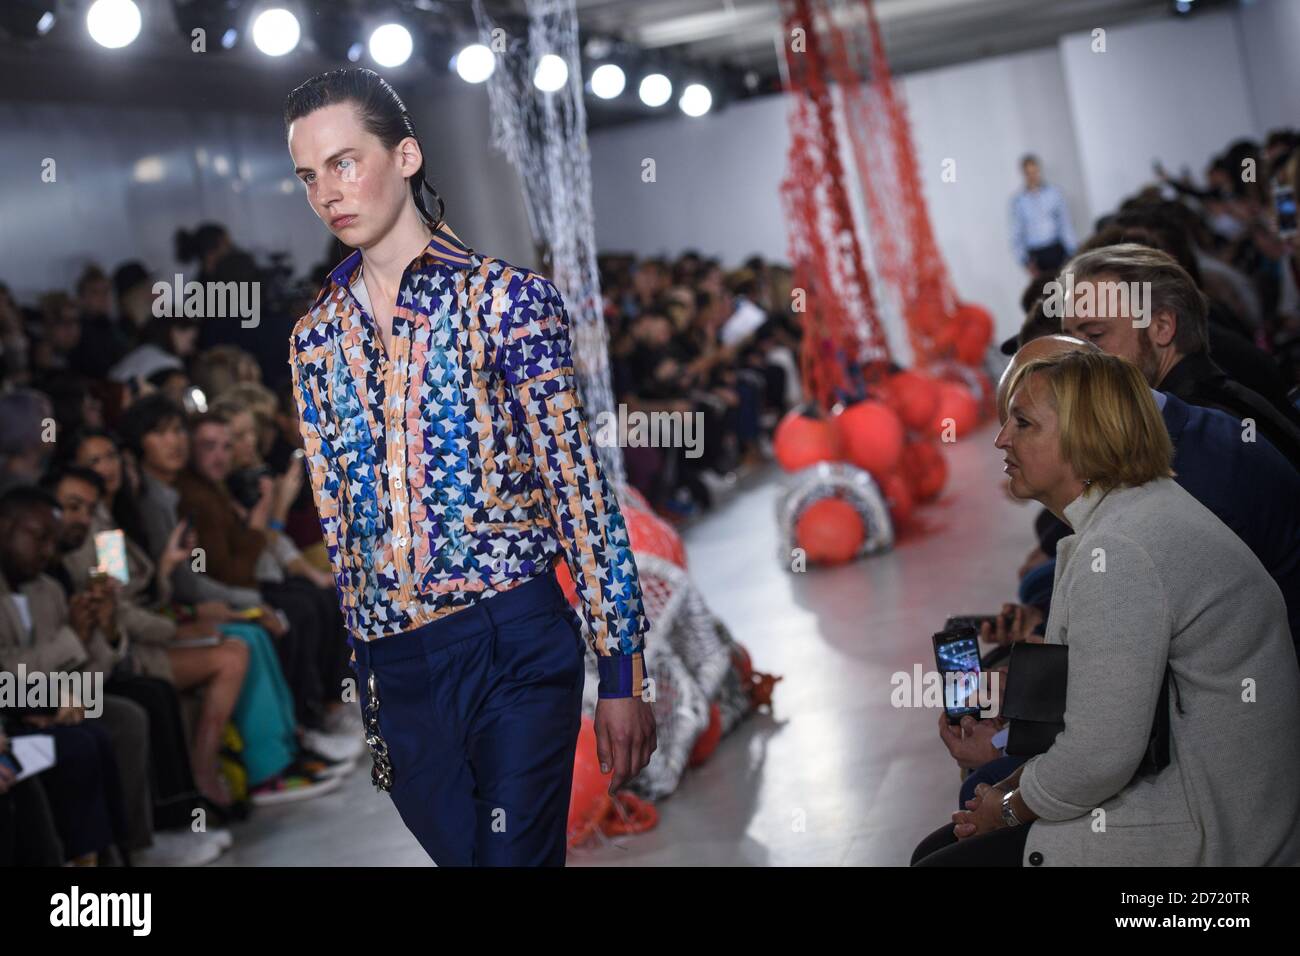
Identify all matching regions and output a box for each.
[1057,243,1300,472]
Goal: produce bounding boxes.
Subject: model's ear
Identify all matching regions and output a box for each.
[395,136,423,179]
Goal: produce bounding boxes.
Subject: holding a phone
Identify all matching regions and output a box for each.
[932,626,983,724]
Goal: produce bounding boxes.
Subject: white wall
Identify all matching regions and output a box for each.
[1058,8,1260,224]
[1237,0,1300,134]
[901,46,1088,342]
[589,94,793,265]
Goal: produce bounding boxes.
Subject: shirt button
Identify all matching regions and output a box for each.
[1028,851,1044,866]
[392,476,402,490]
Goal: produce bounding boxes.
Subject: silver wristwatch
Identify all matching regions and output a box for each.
[1000,788,1024,827]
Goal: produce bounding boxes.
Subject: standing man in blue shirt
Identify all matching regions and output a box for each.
[1009,154,1077,277]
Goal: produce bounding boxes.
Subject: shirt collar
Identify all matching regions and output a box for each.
[1062,484,1115,532]
[326,221,475,290]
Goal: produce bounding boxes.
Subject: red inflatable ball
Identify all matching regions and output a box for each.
[907,296,948,336]
[773,409,843,472]
[795,497,865,565]
[901,440,948,503]
[929,382,980,440]
[568,717,613,848]
[878,471,914,527]
[688,702,723,767]
[835,401,904,476]
[885,370,942,432]
[952,303,994,365]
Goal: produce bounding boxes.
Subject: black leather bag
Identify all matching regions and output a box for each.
[1002,643,1068,756]
[1001,642,1172,777]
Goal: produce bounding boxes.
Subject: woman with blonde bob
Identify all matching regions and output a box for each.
[914,349,1300,866]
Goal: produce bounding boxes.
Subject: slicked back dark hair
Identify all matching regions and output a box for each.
[284,68,445,233]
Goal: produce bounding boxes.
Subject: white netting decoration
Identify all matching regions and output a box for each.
[578,552,748,800]
[471,0,623,485]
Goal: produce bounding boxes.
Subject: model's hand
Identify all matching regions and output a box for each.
[594,696,657,795]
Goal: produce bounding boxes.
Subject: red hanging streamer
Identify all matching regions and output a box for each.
[779,0,893,414]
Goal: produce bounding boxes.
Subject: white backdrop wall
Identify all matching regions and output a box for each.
[1058,7,1260,224]
[1237,0,1300,134]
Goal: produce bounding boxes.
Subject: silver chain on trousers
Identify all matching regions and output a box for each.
[363,671,394,792]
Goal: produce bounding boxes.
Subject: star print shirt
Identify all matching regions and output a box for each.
[289,225,649,698]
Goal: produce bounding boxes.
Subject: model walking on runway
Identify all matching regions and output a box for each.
[284,68,656,865]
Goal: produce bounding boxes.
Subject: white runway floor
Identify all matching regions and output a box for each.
[214,421,1035,866]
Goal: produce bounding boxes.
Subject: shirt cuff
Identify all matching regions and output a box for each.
[597,650,648,700]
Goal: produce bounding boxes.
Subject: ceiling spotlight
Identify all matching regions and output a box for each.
[87,0,142,49]
[251,7,299,56]
[679,83,713,117]
[533,53,569,92]
[590,63,626,99]
[454,43,495,83]
[639,73,672,108]
[369,23,412,67]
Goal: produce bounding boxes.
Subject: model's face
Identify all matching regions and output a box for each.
[191,422,233,483]
[288,102,419,248]
[1023,160,1041,188]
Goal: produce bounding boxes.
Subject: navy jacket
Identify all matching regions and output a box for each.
[1160,391,1300,648]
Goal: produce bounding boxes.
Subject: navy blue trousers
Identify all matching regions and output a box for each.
[350,572,586,866]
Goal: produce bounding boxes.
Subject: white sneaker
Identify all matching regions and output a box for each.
[322,705,364,736]
[205,827,234,852]
[698,468,738,504]
[301,728,365,763]
[134,831,222,867]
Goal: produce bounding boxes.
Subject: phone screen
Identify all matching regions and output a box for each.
[934,629,982,722]
[1276,184,1297,238]
[93,529,130,585]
